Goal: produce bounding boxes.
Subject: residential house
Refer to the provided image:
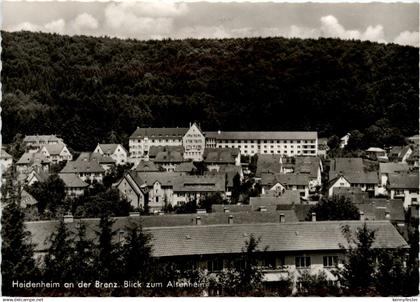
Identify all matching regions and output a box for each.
[261,173,311,199]
[387,173,419,208]
[355,199,405,228]
[58,173,89,197]
[203,148,241,172]
[20,189,38,209]
[378,162,409,194]
[388,146,412,163]
[0,149,13,173]
[205,165,243,201]
[60,160,105,184]
[332,187,369,204]
[94,143,128,165]
[182,123,206,161]
[249,191,301,211]
[27,219,408,293]
[76,152,116,172]
[23,135,64,153]
[205,131,318,157]
[26,168,49,186]
[366,147,388,162]
[150,146,185,172]
[406,147,419,168]
[255,154,282,178]
[134,160,161,173]
[39,143,72,164]
[16,152,50,175]
[116,171,148,209]
[172,174,226,206]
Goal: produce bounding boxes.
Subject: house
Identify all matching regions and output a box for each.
[134,160,161,173]
[23,135,64,153]
[26,168,49,186]
[387,173,419,208]
[26,218,408,293]
[406,147,419,168]
[261,173,311,199]
[58,173,89,197]
[150,146,185,172]
[388,146,412,163]
[182,123,206,161]
[174,161,197,174]
[249,191,301,211]
[0,149,13,173]
[255,154,282,177]
[129,127,187,164]
[20,189,38,209]
[16,152,50,175]
[332,187,369,204]
[378,162,409,194]
[205,165,243,201]
[136,172,178,210]
[203,148,241,172]
[172,174,226,206]
[60,160,105,184]
[205,131,318,157]
[366,147,388,162]
[327,172,379,198]
[355,199,405,228]
[94,143,128,166]
[116,171,149,209]
[39,143,72,164]
[293,157,323,191]
[76,152,116,172]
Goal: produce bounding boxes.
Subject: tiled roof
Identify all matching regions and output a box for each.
[406,147,419,162]
[330,158,364,175]
[41,143,66,155]
[256,154,282,177]
[21,190,38,207]
[149,146,184,158]
[58,173,89,188]
[136,172,182,187]
[173,175,225,193]
[134,160,161,172]
[76,152,115,164]
[294,156,321,178]
[379,163,409,175]
[250,191,301,209]
[23,135,62,143]
[0,149,13,159]
[332,187,369,204]
[212,204,253,212]
[205,165,242,187]
[174,161,196,173]
[205,131,317,140]
[203,148,240,164]
[261,173,310,187]
[154,151,184,163]
[388,173,419,189]
[130,127,188,139]
[26,219,407,256]
[356,199,405,222]
[98,144,127,155]
[61,160,105,174]
[16,152,50,165]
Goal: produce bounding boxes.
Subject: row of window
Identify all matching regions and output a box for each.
[218,139,316,144]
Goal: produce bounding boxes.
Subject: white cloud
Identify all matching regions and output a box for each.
[9,22,41,32]
[394,31,419,47]
[70,13,98,34]
[44,19,66,34]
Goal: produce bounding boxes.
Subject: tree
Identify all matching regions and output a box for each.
[327,135,340,150]
[307,196,360,221]
[296,270,339,296]
[43,219,74,282]
[1,201,39,296]
[231,173,241,203]
[338,223,378,295]
[346,130,365,151]
[217,234,265,296]
[199,192,225,212]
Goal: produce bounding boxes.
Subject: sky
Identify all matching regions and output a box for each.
[2,1,419,46]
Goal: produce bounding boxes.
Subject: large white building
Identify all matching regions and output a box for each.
[205,131,318,156]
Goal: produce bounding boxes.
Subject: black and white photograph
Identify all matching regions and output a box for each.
[1,0,419,298]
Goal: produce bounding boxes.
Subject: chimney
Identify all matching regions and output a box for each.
[228,215,234,224]
[360,211,365,221]
[279,213,285,223]
[129,211,140,217]
[311,212,316,222]
[64,213,73,223]
[385,210,391,220]
[196,216,202,225]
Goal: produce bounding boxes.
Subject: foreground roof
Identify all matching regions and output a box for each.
[205,131,317,140]
[26,219,407,257]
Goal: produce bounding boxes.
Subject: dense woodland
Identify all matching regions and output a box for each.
[2,31,418,151]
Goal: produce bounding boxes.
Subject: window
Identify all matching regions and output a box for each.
[295,256,311,268]
[323,256,338,267]
[208,258,224,272]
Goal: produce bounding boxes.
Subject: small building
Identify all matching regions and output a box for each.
[327,172,379,198]
[317,138,329,159]
[261,173,311,199]
[378,162,410,194]
[203,148,241,172]
[134,160,161,173]
[249,191,301,211]
[26,168,49,186]
[94,143,128,166]
[116,171,148,209]
[39,143,73,164]
[60,160,105,184]
[339,133,350,149]
[387,173,419,208]
[366,147,388,162]
[332,187,369,204]
[150,146,185,172]
[23,135,64,152]
[16,152,50,175]
[388,146,412,163]
[76,152,116,172]
[58,173,89,197]
[174,161,197,174]
[406,147,419,168]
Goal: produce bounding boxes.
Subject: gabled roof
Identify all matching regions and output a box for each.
[148,146,184,163]
[174,161,196,173]
[173,175,226,193]
[250,191,301,209]
[76,152,115,164]
[406,147,419,162]
[261,173,310,187]
[58,173,89,188]
[16,152,50,165]
[20,189,38,208]
[330,158,364,175]
[41,143,67,155]
[28,169,49,183]
[379,163,409,175]
[203,148,240,164]
[332,187,369,204]
[256,154,282,177]
[130,127,188,139]
[0,149,13,159]
[25,219,408,256]
[98,144,127,155]
[61,160,105,174]
[135,160,160,172]
[136,172,181,187]
[329,172,378,185]
[205,131,317,141]
[294,156,321,178]
[149,146,184,158]
[366,147,386,153]
[388,173,419,189]
[23,135,62,144]
[205,165,242,187]
[356,199,405,222]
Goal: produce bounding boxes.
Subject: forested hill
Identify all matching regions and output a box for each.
[1,31,418,151]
